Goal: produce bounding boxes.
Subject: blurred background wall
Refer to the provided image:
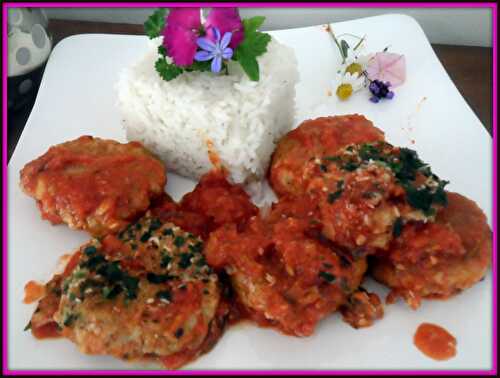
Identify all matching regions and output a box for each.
[42,7,493,47]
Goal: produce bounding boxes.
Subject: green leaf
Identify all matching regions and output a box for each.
[234,16,271,81]
[243,16,266,34]
[238,54,259,81]
[144,8,167,39]
[157,45,167,57]
[237,18,271,58]
[155,57,183,81]
[185,60,212,72]
[340,39,350,59]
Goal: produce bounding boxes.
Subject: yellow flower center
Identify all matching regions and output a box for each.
[336,84,353,100]
[345,63,363,76]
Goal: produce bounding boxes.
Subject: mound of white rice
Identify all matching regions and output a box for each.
[116,37,298,184]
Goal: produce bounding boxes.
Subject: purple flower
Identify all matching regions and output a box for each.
[194,27,233,73]
[205,8,244,49]
[163,8,202,67]
[369,80,395,103]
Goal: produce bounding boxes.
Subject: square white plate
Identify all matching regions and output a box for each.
[8,14,493,371]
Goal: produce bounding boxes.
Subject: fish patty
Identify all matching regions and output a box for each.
[20,136,166,236]
[371,192,492,308]
[269,115,385,197]
[205,205,367,337]
[28,215,221,368]
[300,141,448,253]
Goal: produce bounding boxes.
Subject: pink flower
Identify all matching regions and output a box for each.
[366,52,406,87]
[163,8,201,67]
[205,8,244,48]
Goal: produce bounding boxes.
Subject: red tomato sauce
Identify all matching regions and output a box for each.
[23,281,46,304]
[414,323,457,361]
[31,322,60,339]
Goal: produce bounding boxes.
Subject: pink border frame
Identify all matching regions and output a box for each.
[2,2,497,376]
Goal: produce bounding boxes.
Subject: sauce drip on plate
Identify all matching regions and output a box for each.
[414,323,457,361]
[23,281,45,304]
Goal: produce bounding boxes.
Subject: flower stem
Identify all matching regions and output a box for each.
[337,33,364,40]
[353,35,366,51]
[326,25,345,64]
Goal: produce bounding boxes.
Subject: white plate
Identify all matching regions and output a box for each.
[8,14,493,371]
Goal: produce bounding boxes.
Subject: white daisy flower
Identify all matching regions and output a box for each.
[338,50,374,77]
[334,71,366,101]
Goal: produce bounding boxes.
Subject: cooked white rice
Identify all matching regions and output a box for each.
[116,37,298,184]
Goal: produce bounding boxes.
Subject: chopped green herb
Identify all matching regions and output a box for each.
[178,253,193,269]
[161,254,172,268]
[359,143,380,161]
[79,278,103,296]
[195,256,207,267]
[73,270,87,279]
[163,228,174,236]
[327,180,344,204]
[188,242,203,254]
[174,328,184,338]
[147,272,173,284]
[81,254,106,270]
[433,181,449,206]
[122,276,139,299]
[330,142,449,214]
[140,231,152,243]
[392,217,404,237]
[342,161,359,172]
[63,313,78,327]
[174,236,185,248]
[23,321,32,331]
[97,261,123,283]
[319,271,336,283]
[68,292,76,302]
[404,185,435,215]
[156,290,172,302]
[149,218,162,231]
[102,285,123,299]
[83,246,97,256]
[327,190,342,203]
[324,156,341,162]
[62,278,70,294]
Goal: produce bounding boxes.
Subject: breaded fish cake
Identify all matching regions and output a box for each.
[313,142,449,253]
[269,115,385,197]
[149,170,258,240]
[205,206,367,337]
[371,192,492,309]
[20,136,166,236]
[180,170,258,229]
[28,215,222,368]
